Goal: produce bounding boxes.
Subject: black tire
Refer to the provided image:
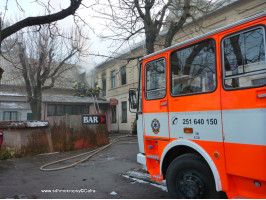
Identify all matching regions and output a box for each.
[166,153,227,199]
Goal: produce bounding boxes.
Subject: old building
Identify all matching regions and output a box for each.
[91,0,266,133]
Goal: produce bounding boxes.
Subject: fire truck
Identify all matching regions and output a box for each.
[129,11,266,198]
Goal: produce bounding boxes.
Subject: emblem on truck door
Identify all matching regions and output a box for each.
[151,119,160,134]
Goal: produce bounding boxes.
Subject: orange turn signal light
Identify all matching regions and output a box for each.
[184,128,193,134]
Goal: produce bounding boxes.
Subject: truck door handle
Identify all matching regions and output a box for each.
[160,102,167,106]
[258,93,266,98]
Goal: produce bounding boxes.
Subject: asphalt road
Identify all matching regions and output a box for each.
[0,135,169,199]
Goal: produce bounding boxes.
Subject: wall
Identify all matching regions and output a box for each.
[0,121,52,157]
[0,117,109,157]
[49,115,109,151]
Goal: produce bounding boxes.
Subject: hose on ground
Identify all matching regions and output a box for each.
[40,135,135,171]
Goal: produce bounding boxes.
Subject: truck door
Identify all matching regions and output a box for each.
[221,26,266,184]
[143,56,169,140]
[168,38,223,145]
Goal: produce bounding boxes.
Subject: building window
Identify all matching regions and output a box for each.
[27,113,34,120]
[72,105,81,115]
[3,111,18,121]
[121,101,127,123]
[47,104,89,116]
[222,27,266,89]
[111,106,116,123]
[65,105,72,115]
[94,76,98,88]
[47,105,56,116]
[121,66,126,85]
[102,73,106,96]
[57,105,65,116]
[111,70,116,88]
[81,106,89,114]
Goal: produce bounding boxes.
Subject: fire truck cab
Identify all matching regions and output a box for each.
[129,11,266,198]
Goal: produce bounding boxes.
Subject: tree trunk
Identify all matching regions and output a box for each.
[146,39,155,54]
[164,0,191,48]
[0,66,3,81]
[29,92,42,120]
[164,25,176,48]
[145,29,156,54]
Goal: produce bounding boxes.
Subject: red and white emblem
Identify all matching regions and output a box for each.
[151,119,160,134]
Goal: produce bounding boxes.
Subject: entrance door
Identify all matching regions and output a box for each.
[221,26,266,182]
[143,56,169,139]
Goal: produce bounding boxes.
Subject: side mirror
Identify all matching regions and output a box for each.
[128,88,138,111]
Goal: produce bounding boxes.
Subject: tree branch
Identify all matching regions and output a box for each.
[1,0,82,43]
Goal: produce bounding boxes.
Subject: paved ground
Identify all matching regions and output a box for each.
[0,134,169,199]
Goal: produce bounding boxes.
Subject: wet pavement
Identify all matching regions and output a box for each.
[0,135,169,199]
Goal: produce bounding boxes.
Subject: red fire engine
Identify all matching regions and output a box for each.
[129,11,266,198]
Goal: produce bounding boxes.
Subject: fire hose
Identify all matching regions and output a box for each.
[40,135,136,171]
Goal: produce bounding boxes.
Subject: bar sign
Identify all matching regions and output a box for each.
[82,115,106,124]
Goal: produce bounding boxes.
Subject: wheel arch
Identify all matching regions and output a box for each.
[160,139,222,191]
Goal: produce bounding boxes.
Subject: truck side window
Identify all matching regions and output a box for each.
[171,39,216,96]
[145,59,166,100]
[222,27,266,89]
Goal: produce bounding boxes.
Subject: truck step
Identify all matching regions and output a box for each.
[152,174,163,180]
[146,154,160,160]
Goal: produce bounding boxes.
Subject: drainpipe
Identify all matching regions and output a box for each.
[43,102,46,120]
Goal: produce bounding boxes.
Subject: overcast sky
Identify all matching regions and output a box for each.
[0,0,141,72]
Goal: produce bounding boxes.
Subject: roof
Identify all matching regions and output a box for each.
[0,102,30,110]
[0,89,109,104]
[42,94,108,104]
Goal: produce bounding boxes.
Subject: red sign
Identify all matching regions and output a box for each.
[110,98,118,106]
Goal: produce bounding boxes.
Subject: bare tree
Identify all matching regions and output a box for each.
[10,26,87,120]
[94,0,226,55]
[0,0,85,81]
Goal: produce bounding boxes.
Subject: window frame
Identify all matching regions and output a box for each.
[47,104,89,116]
[111,70,116,88]
[47,104,56,116]
[121,66,127,85]
[57,104,65,116]
[102,72,106,96]
[144,57,167,101]
[121,101,127,123]
[111,105,117,123]
[221,25,266,91]
[170,38,217,97]
[3,111,18,121]
[94,76,98,88]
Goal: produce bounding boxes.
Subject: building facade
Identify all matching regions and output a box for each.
[91,0,266,133]
[92,47,145,133]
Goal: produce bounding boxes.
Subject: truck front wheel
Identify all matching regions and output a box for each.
[166,153,226,199]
